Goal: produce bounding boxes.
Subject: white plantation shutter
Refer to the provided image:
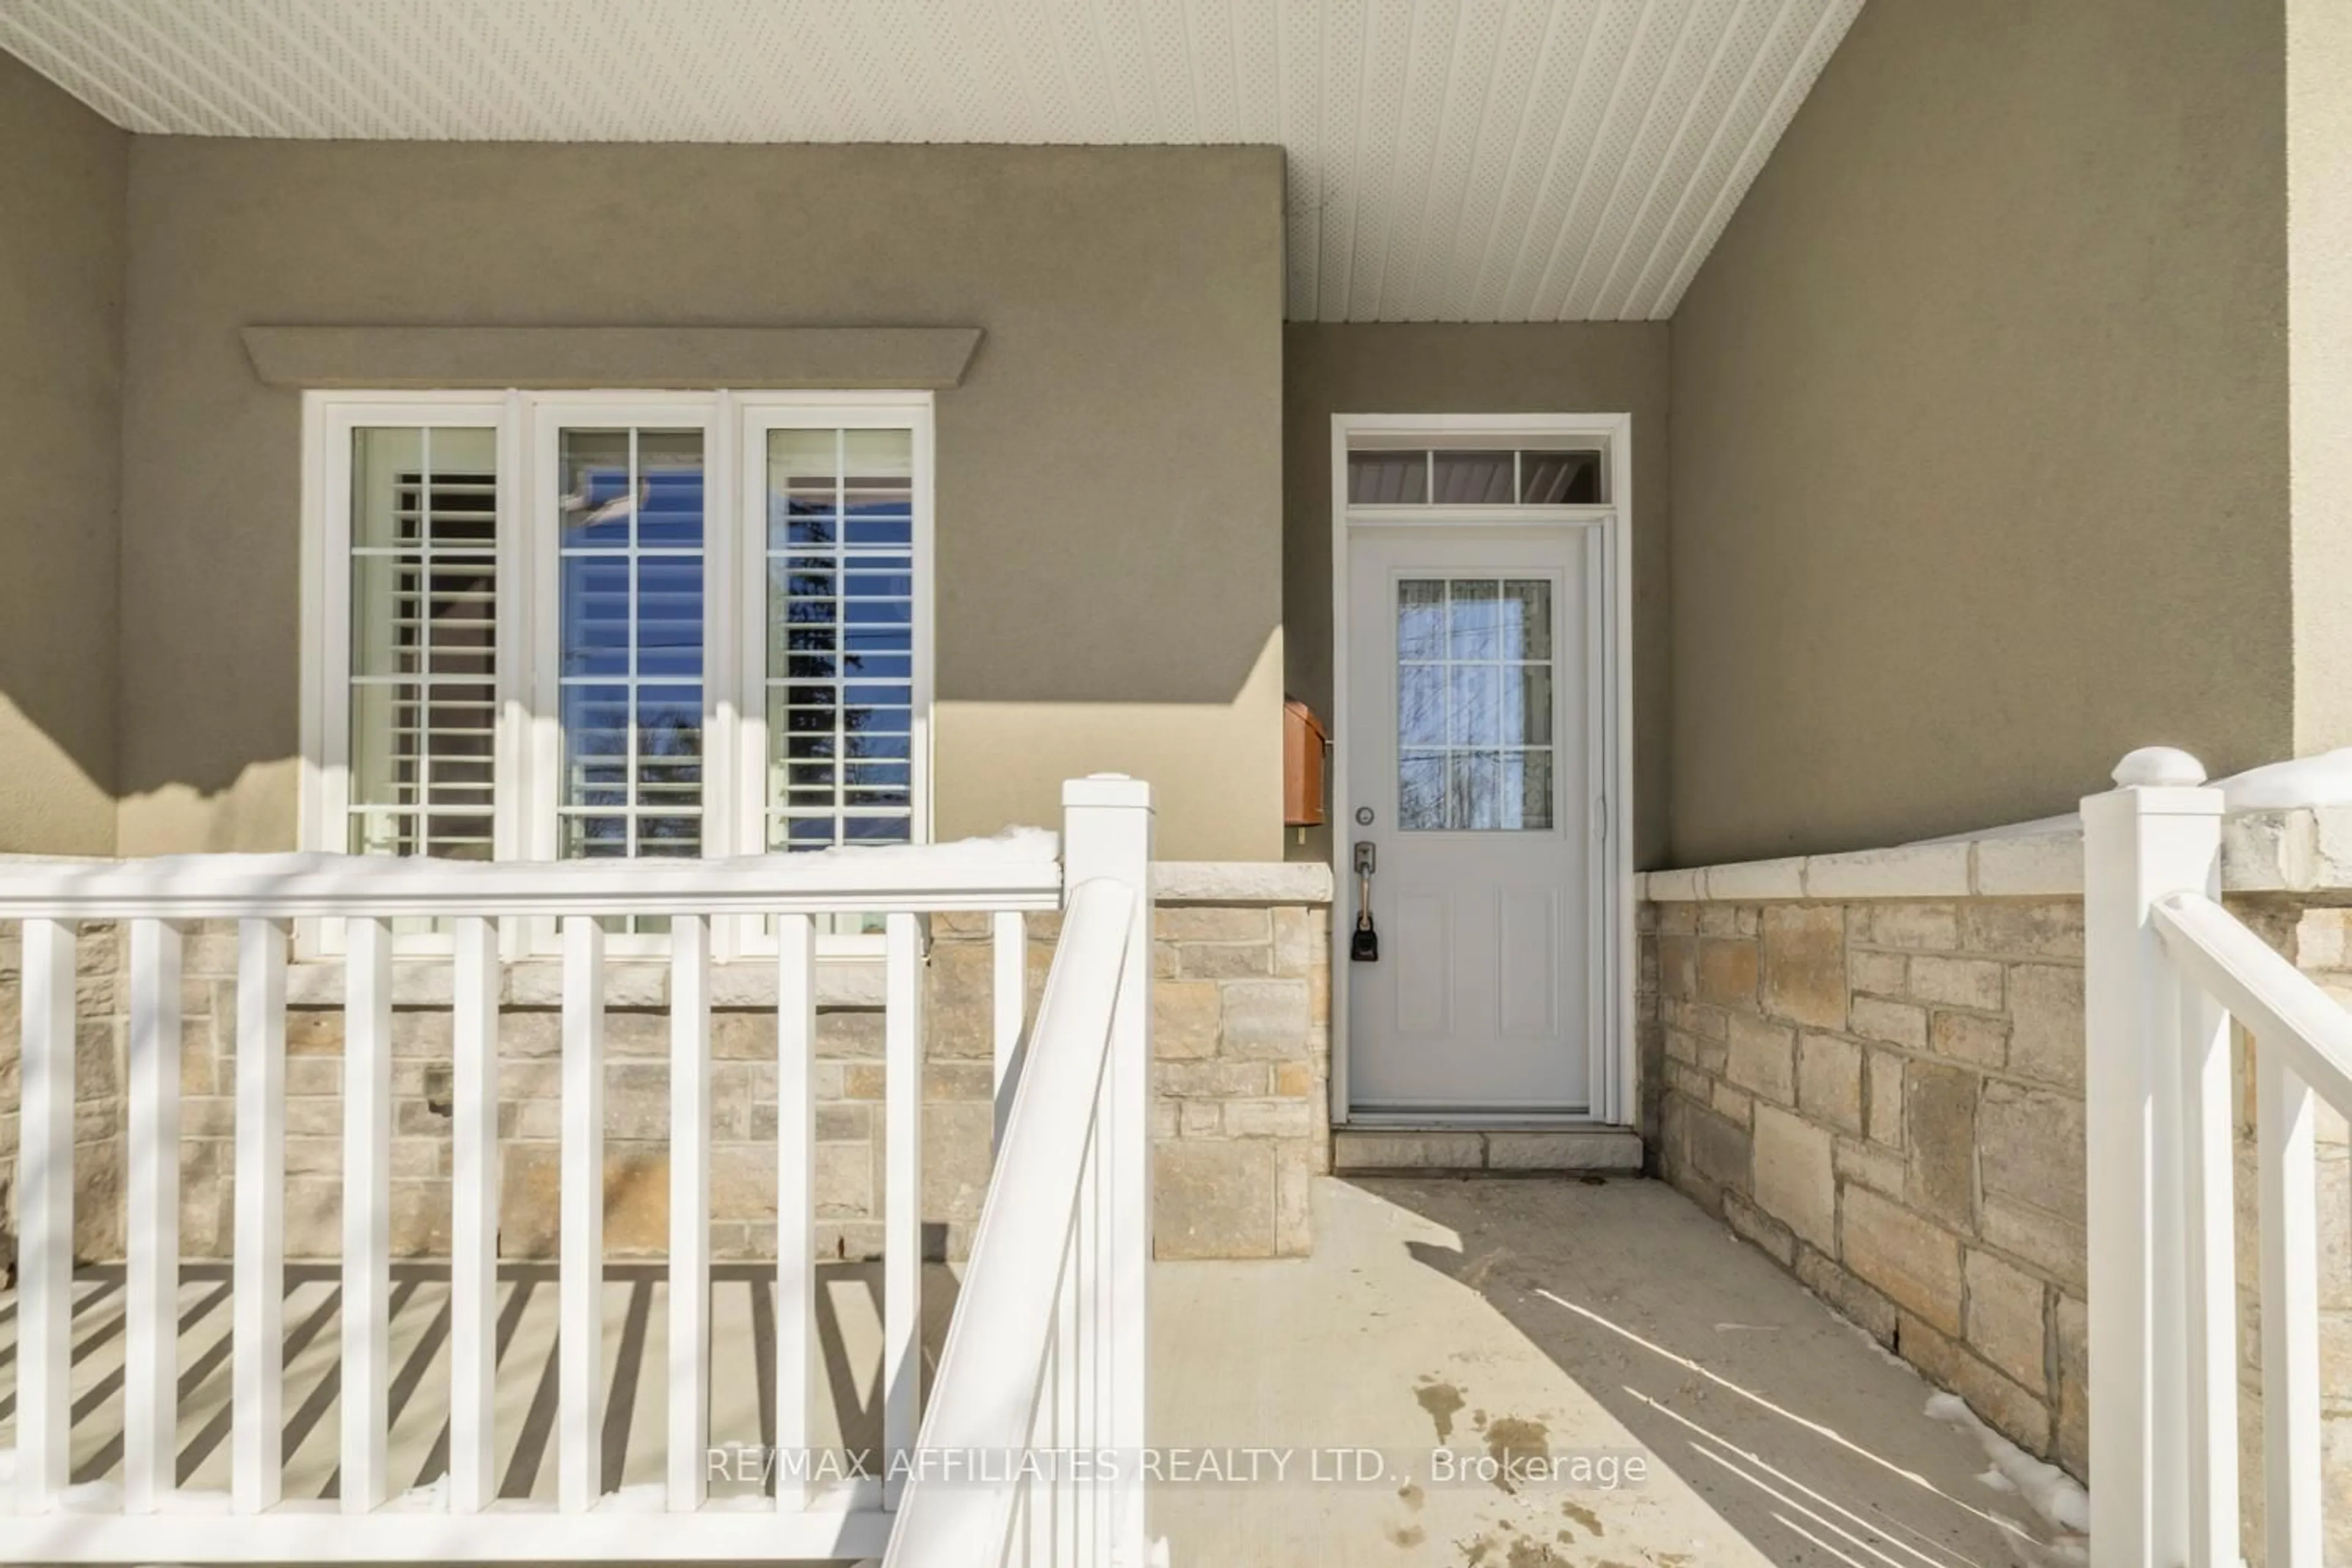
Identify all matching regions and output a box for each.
[347,427,501,859]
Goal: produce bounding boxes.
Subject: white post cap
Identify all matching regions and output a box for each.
[2111,746,2207,788]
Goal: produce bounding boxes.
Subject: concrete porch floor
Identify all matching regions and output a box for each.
[1152,1176,2077,1568]
[0,1176,2077,1566]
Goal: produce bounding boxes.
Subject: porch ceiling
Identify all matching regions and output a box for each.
[0,0,1861,323]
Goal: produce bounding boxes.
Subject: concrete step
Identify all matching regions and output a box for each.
[1332,1125,1644,1174]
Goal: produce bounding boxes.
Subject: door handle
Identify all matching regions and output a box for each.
[1351,840,1379,962]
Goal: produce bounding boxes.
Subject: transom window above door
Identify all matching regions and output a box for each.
[1346,440,1607,507]
[303,390,934,954]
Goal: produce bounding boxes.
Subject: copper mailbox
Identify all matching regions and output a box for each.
[1283,699,1330,826]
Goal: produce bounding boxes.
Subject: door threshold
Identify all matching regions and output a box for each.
[1333,1121,1643,1175]
[1343,1111,1618,1129]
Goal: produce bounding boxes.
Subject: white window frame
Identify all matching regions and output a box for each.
[297,388,937,960]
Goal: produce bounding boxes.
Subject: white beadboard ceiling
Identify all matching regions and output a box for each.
[0,0,1863,322]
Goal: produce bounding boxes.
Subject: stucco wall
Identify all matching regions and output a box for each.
[116,141,1285,860]
[1668,0,2291,865]
[1282,322,1672,868]
[2290,0,2352,758]
[0,53,124,855]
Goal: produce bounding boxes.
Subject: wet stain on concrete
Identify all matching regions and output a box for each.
[1483,1415,1550,1493]
[1559,1499,1604,1537]
[1415,1378,1466,1442]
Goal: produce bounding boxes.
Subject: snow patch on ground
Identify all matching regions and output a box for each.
[1926,1391,2090,1535]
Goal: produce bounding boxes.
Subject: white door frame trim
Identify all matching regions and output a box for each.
[1327,412,1635,1127]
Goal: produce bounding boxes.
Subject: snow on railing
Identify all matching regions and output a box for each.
[0,778,1152,1565]
[2085,747,2342,1568]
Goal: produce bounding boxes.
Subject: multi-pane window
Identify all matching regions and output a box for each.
[1396,578,1555,832]
[312,393,931,952]
[1346,445,1604,506]
[556,428,707,865]
[764,428,917,853]
[345,426,501,858]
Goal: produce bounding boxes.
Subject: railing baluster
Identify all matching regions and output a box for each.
[233,918,287,1514]
[449,915,500,1513]
[342,914,394,1512]
[1076,1137,1097,1558]
[993,910,1024,1150]
[2259,1046,2323,1568]
[1055,1226,1079,1564]
[883,910,923,1509]
[668,913,712,1512]
[2177,973,2238,1567]
[775,911,818,1512]
[126,918,184,1513]
[17,918,76,1512]
[559,914,606,1513]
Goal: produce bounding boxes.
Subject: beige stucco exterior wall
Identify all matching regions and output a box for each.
[0,54,124,855]
[116,141,1285,860]
[1668,0,2292,865]
[1282,322,1672,868]
[2290,0,2352,758]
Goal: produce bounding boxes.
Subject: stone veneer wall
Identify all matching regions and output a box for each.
[0,883,1332,1272]
[1640,891,2352,1559]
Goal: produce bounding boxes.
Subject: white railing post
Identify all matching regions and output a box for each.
[1060,774,1155,1567]
[2082,746,2223,1568]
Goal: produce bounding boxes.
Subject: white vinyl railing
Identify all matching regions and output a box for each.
[2086,747,2340,1568]
[0,775,1154,1566]
[884,777,1153,1568]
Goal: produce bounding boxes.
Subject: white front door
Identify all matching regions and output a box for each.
[1345,526,1599,1114]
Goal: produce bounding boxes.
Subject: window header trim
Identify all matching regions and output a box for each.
[246,326,983,391]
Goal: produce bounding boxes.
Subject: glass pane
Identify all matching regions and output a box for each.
[1449,664,1501,745]
[347,683,412,808]
[1431,450,1515,505]
[1398,665,1444,747]
[351,428,424,549]
[1502,580,1551,660]
[1509,665,1553,746]
[635,556,704,677]
[1347,451,1427,504]
[636,430,704,546]
[1449,751,1503,831]
[1510,752,1555,830]
[1396,579,1444,660]
[1399,751,1446,829]
[1520,450,1602,505]
[1449,581,1502,660]
[558,429,634,546]
[769,429,840,548]
[844,429,913,546]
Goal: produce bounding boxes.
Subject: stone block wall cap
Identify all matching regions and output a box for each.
[1152,861,1333,905]
[1645,802,2352,903]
